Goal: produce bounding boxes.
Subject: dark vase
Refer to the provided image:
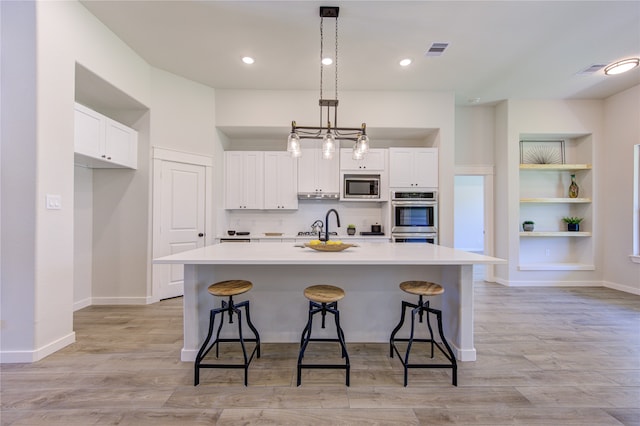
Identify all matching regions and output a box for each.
[568,223,579,232]
[347,228,356,235]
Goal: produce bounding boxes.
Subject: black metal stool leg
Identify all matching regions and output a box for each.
[194,308,218,386]
[333,308,350,386]
[390,300,412,357]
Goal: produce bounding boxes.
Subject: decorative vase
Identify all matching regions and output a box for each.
[522,222,534,232]
[568,223,579,232]
[347,228,356,235]
[568,174,579,198]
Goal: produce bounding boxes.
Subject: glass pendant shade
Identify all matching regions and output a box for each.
[352,143,364,160]
[287,132,301,157]
[356,134,370,154]
[322,132,336,159]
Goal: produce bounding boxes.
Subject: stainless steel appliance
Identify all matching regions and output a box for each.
[391,190,438,244]
[343,174,380,199]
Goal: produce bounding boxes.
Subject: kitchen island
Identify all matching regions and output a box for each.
[154,242,504,362]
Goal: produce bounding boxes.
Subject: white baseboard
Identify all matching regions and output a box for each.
[0,332,75,363]
[73,297,92,311]
[91,296,154,305]
[493,278,602,287]
[603,280,640,295]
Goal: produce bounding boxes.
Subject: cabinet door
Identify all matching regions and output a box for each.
[225,152,245,209]
[389,148,416,187]
[74,104,103,158]
[297,148,319,193]
[317,150,340,193]
[413,149,438,187]
[105,118,138,169]
[241,152,264,209]
[340,148,385,171]
[264,152,298,210]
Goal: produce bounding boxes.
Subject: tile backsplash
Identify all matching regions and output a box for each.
[223,200,387,236]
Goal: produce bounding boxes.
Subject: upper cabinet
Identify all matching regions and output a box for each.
[389,147,438,188]
[264,152,298,210]
[340,148,386,171]
[297,141,340,196]
[225,151,264,209]
[74,103,138,169]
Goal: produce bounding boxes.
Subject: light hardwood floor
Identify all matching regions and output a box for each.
[1,282,639,425]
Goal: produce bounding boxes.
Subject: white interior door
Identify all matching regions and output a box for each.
[157,161,206,299]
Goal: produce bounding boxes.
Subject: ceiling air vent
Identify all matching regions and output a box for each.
[425,42,449,57]
[577,64,606,75]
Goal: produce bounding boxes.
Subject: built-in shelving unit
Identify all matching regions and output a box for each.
[518,136,594,271]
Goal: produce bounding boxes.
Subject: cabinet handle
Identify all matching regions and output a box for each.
[198,233,205,237]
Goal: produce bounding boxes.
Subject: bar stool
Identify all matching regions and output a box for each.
[297,284,350,386]
[194,279,261,386]
[389,280,457,386]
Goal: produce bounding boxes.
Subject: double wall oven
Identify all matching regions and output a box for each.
[391,190,438,244]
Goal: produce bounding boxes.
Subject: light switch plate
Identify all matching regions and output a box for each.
[46,194,62,210]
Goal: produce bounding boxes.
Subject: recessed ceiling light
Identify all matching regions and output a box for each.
[242,56,255,65]
[399,58,412,67]
[322,57,333,66]
[604,57,639,75]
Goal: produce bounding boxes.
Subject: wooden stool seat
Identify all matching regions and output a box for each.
[304,284,345,304]
[208,279,252,297]
[399,281,444,297]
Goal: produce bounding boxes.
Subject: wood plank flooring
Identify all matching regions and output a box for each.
[1,282,639,425]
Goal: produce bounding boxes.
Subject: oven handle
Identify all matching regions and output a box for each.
[391,200,437,206]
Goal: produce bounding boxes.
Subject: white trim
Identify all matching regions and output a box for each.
[604,280,640,295]
[73,297,92,311]
[153,147,213,167]
[630,255,640,264]
[91,296,153,305]
[0,332,76,363]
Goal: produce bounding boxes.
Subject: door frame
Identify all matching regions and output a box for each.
[151,147,213,303]
[455,165,495,282]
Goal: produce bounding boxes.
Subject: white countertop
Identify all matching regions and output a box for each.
[154,242,505,266]
[219,233,388,240]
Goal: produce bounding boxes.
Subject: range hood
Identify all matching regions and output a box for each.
[297,192,339,200]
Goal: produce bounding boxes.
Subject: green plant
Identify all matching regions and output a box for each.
[562,216,583,224]
[347,224,356,228]
[522,220,534,225]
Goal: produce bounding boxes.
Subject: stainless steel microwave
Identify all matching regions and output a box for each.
[343,174,380,199]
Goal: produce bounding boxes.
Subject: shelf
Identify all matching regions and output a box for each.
[519,263,595,271]
[520,197,591,203]
[519,164,592,171]
[519,231,591,237]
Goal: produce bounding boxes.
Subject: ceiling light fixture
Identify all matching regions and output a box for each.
[288,6,369,160]
[242,56,255,65]
[604,57,639,75]
[399,58,412,67]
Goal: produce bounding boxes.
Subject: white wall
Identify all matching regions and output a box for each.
[1,0,152,361]
[73,166,93,310]
[602,85,640,293]
[453,176,484,252]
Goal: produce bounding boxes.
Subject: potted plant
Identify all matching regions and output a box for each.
[347,224,356,235]
[562,216,583,232]
[522,220,535,232]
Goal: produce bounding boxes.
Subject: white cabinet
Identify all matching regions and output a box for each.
[74,103,138,169]
[340,148,386,171]
[389,148,438,188]
[264,152,298,210]
[297,141,340,196]
[225,151,264,209]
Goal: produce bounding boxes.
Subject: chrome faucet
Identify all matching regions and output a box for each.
[310,219,324,236]
[323,209,341,242]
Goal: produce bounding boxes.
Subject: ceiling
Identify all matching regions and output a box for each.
[80,1,640,107]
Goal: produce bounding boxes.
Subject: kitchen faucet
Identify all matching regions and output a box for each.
[310,219,324,236]
[323,209,341,242]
